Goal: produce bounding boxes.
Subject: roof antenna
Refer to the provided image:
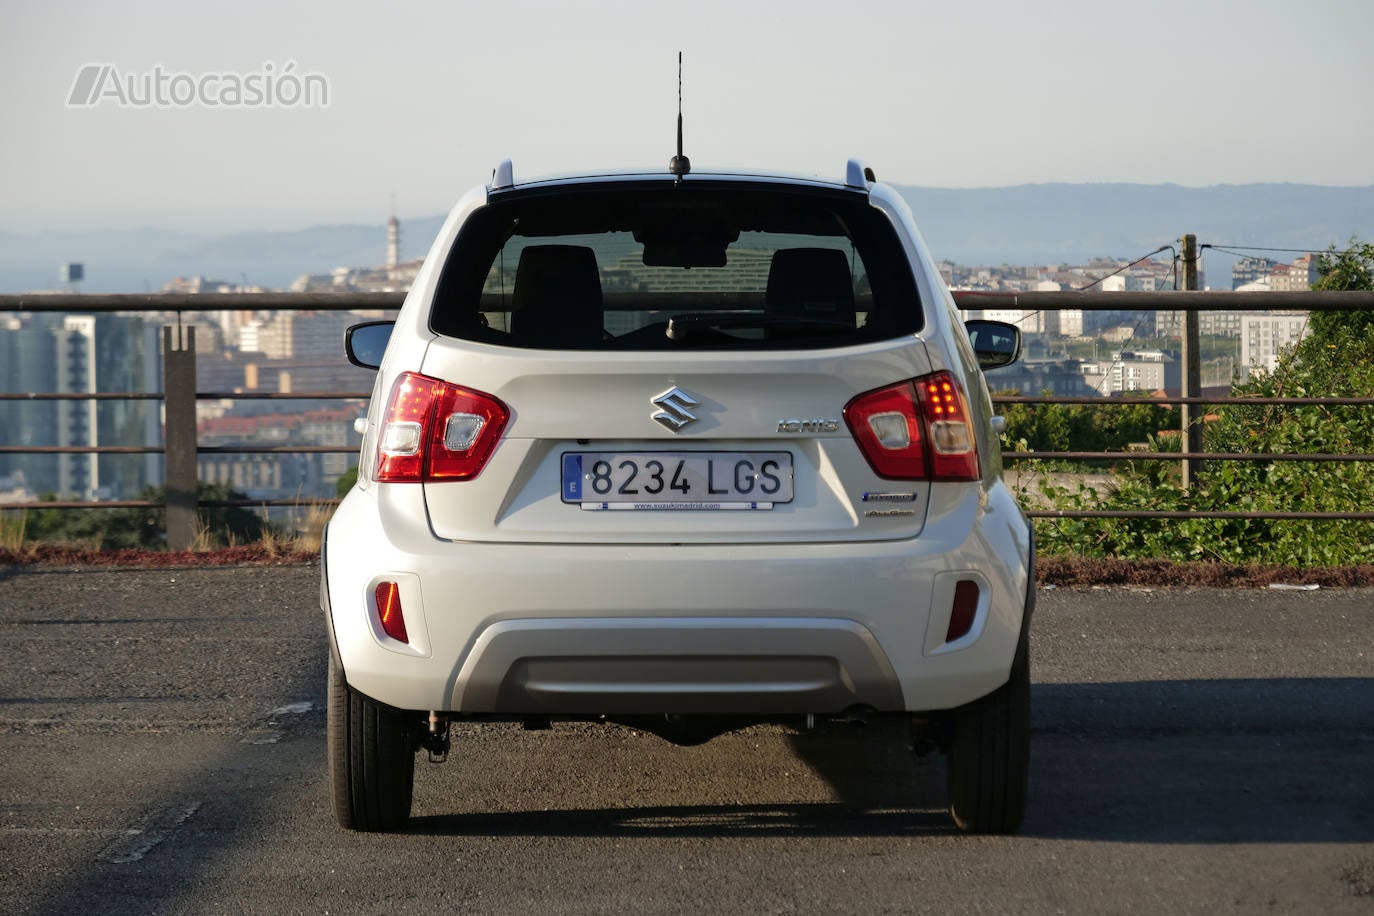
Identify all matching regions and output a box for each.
[668,52,690,180]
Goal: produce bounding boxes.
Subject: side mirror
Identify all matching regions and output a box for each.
[345,321,395,370]
[965,319,1021,370]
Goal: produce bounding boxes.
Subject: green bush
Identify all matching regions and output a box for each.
[23,482,273,550]
[1025,241,1374,566]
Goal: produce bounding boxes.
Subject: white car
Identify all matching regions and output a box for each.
[324,158,1032,833]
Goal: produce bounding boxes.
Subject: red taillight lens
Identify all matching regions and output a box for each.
[844,371,980,481]
[915,373,980,480]
[844,381,927,479]
[374,372,508,482]
[375,581,408,643]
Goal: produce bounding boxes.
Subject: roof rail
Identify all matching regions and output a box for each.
[845,158,876,189]
[491,159,515,190]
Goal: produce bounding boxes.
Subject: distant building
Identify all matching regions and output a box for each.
[197,406,363,499]
[1199,311,1244,337]
[983,360,1102,398]
[1058,309,1085,337]
[1232,256,1277,289]
[1267,254,1318,292]
[386,212,400,270]
[289,208,422,293]
[959,306,1058,336]
[163,276,237,294]
[1156,310,1245,337]
[0,314,161,499]
[1079,351,1181,396]
[1154,310,1182,338]
[250,311,352,361]
[1241,312,1309,375]
[1,315,68,496]
[55,315,99,496]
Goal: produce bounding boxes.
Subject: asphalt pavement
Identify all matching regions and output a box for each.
[0,565,1370,914]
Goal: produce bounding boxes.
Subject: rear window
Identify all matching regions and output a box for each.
[430,182,924,350]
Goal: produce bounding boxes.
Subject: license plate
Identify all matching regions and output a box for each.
[561,452,793,510]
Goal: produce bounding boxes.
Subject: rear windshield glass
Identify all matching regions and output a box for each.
[430,182,923,350]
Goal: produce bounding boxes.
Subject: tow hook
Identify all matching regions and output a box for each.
[422,712,451,763]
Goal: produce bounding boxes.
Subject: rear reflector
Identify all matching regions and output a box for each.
[374,581,408,644]
[844,370,980,480]
[946,580,980,643]
[375,372,508,482]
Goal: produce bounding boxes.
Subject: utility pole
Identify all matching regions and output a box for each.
[1180,233,1202,489]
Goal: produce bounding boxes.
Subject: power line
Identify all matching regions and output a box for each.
[1201,244,1315,255]
[1074,245,1172,291]
[1202,244,1363,258]
[984,244,1176,333]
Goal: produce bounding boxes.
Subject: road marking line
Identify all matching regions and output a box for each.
[1,827,141,836]
[240,730,284,744]
[96,801,201,864]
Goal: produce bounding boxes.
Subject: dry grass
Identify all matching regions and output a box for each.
[2,541,1372,586]
[0,511,26,552]
[190,515,218,553]
[0,542,317,568]
[291,502,332,555]
[0,502,332,569]
[0,501,1368,585]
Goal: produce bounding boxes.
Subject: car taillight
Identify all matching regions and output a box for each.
[374,371,508,482]
[844,370,980,481]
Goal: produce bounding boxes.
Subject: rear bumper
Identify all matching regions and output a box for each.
[323,483,1031,714]
[451,617,902,715]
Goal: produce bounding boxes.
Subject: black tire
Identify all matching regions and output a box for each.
[946,628,1030,834]
[328,653,416,832]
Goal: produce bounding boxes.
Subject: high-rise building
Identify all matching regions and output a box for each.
[0,316,61,495]
[0,314,162,499]
[55,315,99,496]
[94,315,163,498]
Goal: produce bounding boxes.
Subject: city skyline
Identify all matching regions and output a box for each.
[4,0,1373,235]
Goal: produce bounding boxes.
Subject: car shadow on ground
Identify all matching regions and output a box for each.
[411,678,1373,844]
[409,801,953,839]
[1013,678,1374,844]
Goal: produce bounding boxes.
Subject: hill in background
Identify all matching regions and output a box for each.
[895,183,1374,267]
[3,184,1372,293]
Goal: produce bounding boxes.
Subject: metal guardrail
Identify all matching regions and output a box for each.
[2,290,1373,547]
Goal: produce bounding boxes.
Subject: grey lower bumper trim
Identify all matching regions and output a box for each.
[450,617,903,715]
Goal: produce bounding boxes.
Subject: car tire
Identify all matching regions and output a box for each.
[946,627,1030,834]
[328,653,416,832]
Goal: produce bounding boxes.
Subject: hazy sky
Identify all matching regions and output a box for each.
[3,0,1372,233]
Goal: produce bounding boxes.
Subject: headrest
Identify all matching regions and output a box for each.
[764,248,856,326]
[511,245,604,348]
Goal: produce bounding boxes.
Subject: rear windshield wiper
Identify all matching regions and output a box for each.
[665,311,852,341]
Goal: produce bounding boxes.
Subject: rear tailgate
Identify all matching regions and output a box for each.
[418,336,936,544]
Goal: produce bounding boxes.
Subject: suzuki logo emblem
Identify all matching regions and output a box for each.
[650,386,700,432]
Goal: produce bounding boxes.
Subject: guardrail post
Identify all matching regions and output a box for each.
[1180,233,1203,489]
[163,325,197,551]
